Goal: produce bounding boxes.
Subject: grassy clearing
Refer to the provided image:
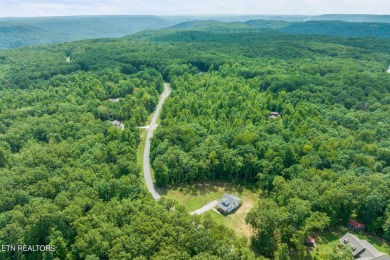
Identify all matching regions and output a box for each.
[160,181,259,238]
[309,228,390,257]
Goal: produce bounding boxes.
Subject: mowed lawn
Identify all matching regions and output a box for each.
[309,228,390,258]
[159,182,259,238]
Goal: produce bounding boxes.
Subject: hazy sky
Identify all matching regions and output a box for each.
[0,0,389,17]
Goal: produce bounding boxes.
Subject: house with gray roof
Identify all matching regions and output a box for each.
[217,194,241,214]
[339,233,390,260]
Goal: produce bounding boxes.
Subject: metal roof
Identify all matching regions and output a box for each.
[217,193,241,213]
[339,233,390,260]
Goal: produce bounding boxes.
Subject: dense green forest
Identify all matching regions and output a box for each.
[0,20,390,259]
[0,36,255,259]
[146,26,390,258]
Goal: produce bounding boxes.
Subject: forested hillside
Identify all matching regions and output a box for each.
[171,19,390,38]
[0,20,390,259]
[2,15,390,50]
[280,20,390,38]
[0,16,177,49]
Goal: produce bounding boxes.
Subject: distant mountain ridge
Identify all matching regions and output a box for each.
[1,14,390,49]
[0,16,178,49]
[279,20,390,38]
[169,19,390,38]
[308,14,390,23]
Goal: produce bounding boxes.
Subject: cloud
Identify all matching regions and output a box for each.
[0,0,389,17]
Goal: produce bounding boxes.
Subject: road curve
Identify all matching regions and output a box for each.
[143,83,171,200]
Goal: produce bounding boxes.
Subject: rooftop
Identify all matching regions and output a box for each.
[339,233,390,260]
[217,193,241,214]
[112,120,125,130]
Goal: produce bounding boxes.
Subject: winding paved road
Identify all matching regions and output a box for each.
[143,83,171,200]
[142,83,219,215]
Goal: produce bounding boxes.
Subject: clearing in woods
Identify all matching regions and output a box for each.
[159,181,259,238]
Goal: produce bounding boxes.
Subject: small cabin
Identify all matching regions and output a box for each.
[217,194,241,214]
[109,98,120,103]
[111,120,124,130]
[306,237,316,247]
[269,112,280,119]
[348,219,365,232]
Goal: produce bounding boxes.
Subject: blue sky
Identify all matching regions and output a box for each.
[0,0,389,17]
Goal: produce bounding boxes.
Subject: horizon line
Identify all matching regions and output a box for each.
[1,13,389,19]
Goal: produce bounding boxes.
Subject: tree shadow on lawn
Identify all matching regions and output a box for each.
[319,229,343,244]
[156,187,168,196]
[178,181,221,196]
[160,181,256,196]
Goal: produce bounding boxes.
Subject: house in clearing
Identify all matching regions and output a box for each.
[339,233,390,260]
[111,120,124,130]
[306,237,316,247]
[217,194,241,214]
[269,112,280,119]
[109,98,120,103]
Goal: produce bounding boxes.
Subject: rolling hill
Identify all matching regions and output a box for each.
[279,20,390,38]
[0,15,179,49]
[2,14,390,49]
